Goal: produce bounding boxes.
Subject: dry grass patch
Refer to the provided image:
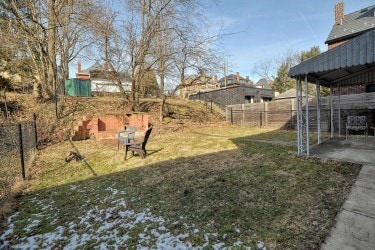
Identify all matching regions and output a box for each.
[0,126,360,249]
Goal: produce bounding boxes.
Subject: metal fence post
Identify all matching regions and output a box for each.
[33,113,38,149]
[18,123,26,180]
[210,99,213,113]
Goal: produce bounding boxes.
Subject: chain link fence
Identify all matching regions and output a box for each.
[0,117,37,206]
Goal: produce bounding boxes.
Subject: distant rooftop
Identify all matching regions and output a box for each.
[80,61,103,74]
[326,4,375,44]
[254,78,272,90]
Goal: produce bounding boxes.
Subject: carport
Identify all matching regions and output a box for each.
[289,29,375,156]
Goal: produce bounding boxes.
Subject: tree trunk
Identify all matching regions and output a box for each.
[159,95,166,122]
[131,78,140,111]
[2,89,9,119]
[159,74,165,97]
[46,0,57,100]
[33,81,42,100]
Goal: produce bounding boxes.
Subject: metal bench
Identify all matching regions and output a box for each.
[117,126,137,149]
[346,116,368,140]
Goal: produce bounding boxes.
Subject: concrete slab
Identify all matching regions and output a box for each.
[310,138,375,165]
[357,165,375,183]
[342,167,375,218]
[311,140,375,250]
[321,209,375,250]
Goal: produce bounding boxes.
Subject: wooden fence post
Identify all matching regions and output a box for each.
[230,107,233,124]
[264,102,268,127]
[242,104,245,126]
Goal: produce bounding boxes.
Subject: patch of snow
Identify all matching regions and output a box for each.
[256,241,266,250]
[0,187,257,249]
[24,219,41,233]
[212,242,226,249]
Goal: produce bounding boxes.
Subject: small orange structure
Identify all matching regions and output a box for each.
[72,113,149,141]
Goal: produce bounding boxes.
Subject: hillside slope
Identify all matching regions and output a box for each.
[1,93,226,144]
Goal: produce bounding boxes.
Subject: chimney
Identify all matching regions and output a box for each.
[214,75,218,83]
[104,61,109,70]
[236,72,240,83]
[78,61,82,73]
[335,2,344,25]
[246,76,249,83]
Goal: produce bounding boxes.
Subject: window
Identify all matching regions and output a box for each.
[366,84,375,92]
[262,97,272,102]
[244,96,253,103]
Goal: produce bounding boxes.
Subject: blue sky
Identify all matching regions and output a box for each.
[210,0,375,82]
[73,1,375,84]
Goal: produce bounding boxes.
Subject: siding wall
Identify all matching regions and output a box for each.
[189,86,274,108]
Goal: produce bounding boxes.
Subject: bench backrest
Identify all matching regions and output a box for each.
[141,126,153,150]
[126,126,137,140]
[347,116,367,127]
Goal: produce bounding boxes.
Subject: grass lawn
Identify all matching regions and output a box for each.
[0,126,360,249]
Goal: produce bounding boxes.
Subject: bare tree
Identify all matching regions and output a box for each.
[119,0,221,110]
[56,0,107,84]
[0,0,66,100]
[252,58,275,82]
[1,0,113,103]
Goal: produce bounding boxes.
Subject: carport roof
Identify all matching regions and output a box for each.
[289,29,375,87]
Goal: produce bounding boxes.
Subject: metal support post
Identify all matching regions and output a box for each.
[338,83,341,137]
[316,80,321,144]
[305,75,309,156]
[330,83,334,138]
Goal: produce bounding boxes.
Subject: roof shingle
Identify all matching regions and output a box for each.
[326,5,375,44]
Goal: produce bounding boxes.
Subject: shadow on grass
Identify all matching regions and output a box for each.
[69,139,97,176]
[2,128,361,249]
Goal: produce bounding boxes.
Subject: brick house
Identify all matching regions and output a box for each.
[217,72,253,88]
[326,2,375,94]
[180,73,218,98]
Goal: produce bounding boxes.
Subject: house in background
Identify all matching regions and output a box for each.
[254,78,273,90]
[188,71,274,107]
[326,2,375,94]
[76,61,131,95]
[217,72,253,88]
[273,88,308,101]
[180,71,218,98]
[189,85,274,109]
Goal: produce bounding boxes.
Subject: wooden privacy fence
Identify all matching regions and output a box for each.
[226,92,375,133]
